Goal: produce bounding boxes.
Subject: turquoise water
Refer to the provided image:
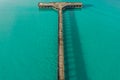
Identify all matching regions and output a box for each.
[0,0,120,80]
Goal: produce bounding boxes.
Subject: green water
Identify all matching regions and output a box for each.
[0,0,120,80]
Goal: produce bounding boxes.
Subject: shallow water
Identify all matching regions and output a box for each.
[0,0,120,80]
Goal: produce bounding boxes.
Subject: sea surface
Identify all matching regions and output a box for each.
[0,0,120,80]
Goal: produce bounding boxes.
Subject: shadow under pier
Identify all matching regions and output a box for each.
[63,10,89,80]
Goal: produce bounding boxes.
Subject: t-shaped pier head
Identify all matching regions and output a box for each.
[38,2,82,10]
[38,2,82,80]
